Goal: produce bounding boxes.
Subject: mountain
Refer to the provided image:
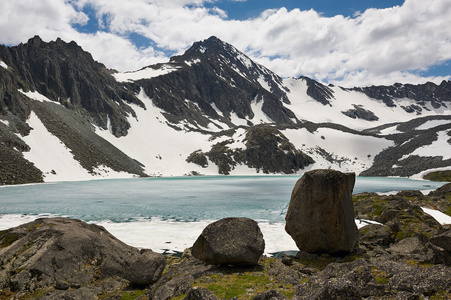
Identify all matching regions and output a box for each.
[1,36,450,184]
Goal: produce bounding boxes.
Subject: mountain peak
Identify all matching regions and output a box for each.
[181,36,238,59]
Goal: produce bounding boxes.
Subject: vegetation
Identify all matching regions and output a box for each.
[424,170,451,182]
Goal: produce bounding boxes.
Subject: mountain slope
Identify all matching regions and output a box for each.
[1,36,451,184]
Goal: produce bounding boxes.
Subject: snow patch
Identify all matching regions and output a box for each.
[114,64,180,82]
[250,97,274,124]
[401,131,451,160]
[379,125,402,135]
[257,75,271,92]
[421,207,451,225]
[211,102,224,117]
[0,119,9,126]
[19,89,60,105]
[185,59,201,66]
[416,120,450,130]
[0,60,7,69]
[229,112,249,127]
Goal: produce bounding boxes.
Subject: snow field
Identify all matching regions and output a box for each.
[282,78,451,130]
[283,127,393,175]
[22,111,133,182]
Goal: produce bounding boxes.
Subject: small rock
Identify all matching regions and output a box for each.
[55,280,70,290]
[184,286,218,300]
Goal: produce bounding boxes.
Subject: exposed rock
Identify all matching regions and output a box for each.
[342,104,379,121]
[184,286,218,300]
[253,289,288,300]
[430,229,451,251]
[191,217,265,265]
[299,76,335,106]
[0,218,165,295]
[152,274,194,300]
[359,223,397,246]
[285,169,358,254]
[125,249,166,286]
[292,277,361,300]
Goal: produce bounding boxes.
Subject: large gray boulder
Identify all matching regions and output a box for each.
[191,217,265,265]
[285,169,358,254]
[0,217,165,294]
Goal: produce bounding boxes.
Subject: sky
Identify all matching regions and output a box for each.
[0,0,450,87]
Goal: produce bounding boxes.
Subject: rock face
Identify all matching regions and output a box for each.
[285,169,358,254]
[0,218,165,294]
[191,217,265,265]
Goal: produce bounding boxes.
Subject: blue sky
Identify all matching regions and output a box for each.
[0,0,450,87]
[211,0,405,19]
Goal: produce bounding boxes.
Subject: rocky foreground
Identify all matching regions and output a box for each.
[0,174,450,299]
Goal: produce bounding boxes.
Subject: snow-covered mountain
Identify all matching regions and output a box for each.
[1,36,450,184]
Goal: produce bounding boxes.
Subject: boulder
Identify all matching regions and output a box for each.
[125,248,166,286]
[191,217,265,265]
[285,169,358,254]
[0,217,165,294]
[430,229,451,251]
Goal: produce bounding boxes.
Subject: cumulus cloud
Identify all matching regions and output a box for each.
[0,0,450,87]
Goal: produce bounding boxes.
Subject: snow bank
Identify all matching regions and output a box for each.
[22,111,134,182]
[422,207,451,225]
[19,89,61,105]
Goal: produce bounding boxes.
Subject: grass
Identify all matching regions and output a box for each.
[0,231,22,247]
[371,268,389,285]
[192,272,295,299]
[423,170,451,182]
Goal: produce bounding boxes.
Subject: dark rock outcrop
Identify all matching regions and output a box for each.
[0,36,143,137]
[0,218,165,296]
[299,76,335,106]
[342,104,379,121]
[285,169,358,254]
[191,217,265,266]
[189,126,314,175]
[354,80,451,110]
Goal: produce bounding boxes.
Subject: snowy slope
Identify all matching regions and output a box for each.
[282,78,451,130]
[22,111,133,182]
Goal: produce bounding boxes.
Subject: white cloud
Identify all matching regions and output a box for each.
[0,0,450,87]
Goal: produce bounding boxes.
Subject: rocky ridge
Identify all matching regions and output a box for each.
[1,36,451,184]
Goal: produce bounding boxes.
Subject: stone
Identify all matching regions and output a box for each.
[125,249,166,286]
[430,229,451,251]
[0,218,165,294]
[292,278,361,300]
[191,217,265,265]
[253,289,288,300]
[184,286,218,300]
[285,169,358,254]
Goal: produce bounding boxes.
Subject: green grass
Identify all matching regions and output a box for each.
[423,170,451,182]
[0,231,22,247]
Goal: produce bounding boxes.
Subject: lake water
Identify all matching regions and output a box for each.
[0,176,445,255]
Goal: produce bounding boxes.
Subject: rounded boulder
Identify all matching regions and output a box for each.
[191,217,265,266]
